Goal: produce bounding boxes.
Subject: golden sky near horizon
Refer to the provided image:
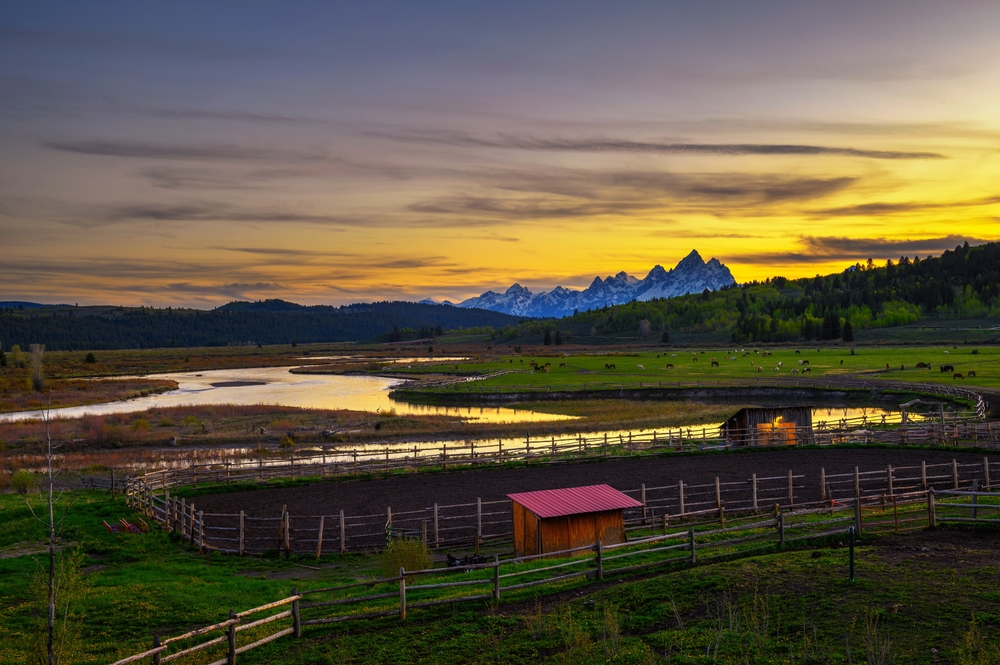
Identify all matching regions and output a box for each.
[1,2,999,307]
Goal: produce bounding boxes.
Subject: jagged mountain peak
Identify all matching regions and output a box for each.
[457,252,736,319]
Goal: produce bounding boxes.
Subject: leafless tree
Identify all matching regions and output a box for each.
[30,343,45,392]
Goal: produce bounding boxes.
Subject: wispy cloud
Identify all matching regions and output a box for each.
[44,140,327,163]
[0,25,282,60]
[728,235,992,265]
[811,195,1000,217]
[379,130,945,160]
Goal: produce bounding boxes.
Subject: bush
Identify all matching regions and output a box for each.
[11,470,36,494]
[131,418,151,432]
[380,538,433,581]
[157,417,175,427]
[84,352,96,363]
[278,435,295,450]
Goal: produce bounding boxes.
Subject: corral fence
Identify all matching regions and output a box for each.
[125,455,999,556]
[112,484,1000,665]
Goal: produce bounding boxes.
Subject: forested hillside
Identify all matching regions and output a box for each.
[0,301,526,350]
[525,240,1000,344]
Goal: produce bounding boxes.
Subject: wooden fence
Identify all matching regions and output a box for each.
[125,455,999,556]
[112,485,1000,665]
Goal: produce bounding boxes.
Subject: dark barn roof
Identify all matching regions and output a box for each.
[507,484,642,519]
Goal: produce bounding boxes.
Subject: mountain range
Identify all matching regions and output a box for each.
[453,250,736,318]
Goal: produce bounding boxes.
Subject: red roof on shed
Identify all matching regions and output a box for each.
[507,484,642,519]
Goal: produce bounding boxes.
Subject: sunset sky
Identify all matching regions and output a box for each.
[2,1,999,307]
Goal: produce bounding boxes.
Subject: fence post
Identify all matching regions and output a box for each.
[971,479,979,520]
[662,514,668,534]
[854,499,863,537]
[433,503,439,547]
[720,506,726,529]
[641,484,647,525]
[778,511,785,547]
[180,498,187,538]
[476,498,482,555]
[152,635,161,665]
[678,480,685,518]
[190,503,197,544]
[398,568,407,620]
[928,489,936,527]
[751,473,758,513]
[339,510,346,554]
[787,470,794,506]
[317,516,325,560]
[854,467,860,503]
[198,511,204,554]
[164,491,171,530]
[715,477,721,512]
[820,468,826,501]
[921,461,927,490]
[227,609,237,665]
[953,459,959,490]
[688,526,696,563]
[596,541,604,580]
[291,587,301,637]
[985,457,991,491]
[887,465,894,497]
[493,555,500,600]
[284,512,291,558]
[239,511,245,556]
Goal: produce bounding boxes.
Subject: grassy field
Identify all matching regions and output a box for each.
[2,486,999,664]
[394,345,1000,393]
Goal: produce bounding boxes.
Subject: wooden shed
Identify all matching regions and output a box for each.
[508,484,643,557]
[722,406,813,446]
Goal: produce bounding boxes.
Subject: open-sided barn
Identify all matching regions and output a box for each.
[507,484,643,557]
[722,406,814,446]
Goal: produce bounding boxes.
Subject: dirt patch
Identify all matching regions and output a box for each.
[194,447,993,518]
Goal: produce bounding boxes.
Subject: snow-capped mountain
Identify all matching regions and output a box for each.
[457,250,735,318]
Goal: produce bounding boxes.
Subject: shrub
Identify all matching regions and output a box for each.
[157,417,175,427]
[11,470,36,494]
[380,538,432,581]
[29,343,45,392]
[182,415,200,427]
[10,344,25,368]
[131,418,151,432]
[278,435,295,450]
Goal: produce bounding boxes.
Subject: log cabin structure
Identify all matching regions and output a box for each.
[508,484,643,557]
[722,406,813,446]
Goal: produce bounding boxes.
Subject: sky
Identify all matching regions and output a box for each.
[1,1,999,307]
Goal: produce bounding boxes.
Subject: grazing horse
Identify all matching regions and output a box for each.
[953,373,964,379]
[802,367,811,373]
[791,368,799,374]
[665,363,674,369]
[916,362,930,369]
[941,364,954,373]
[840,360,843,365]
[558,363,566,367]
[636,364,644,370]
[710,360,719,367]
[968,370,977,377]
[757,366,764,372]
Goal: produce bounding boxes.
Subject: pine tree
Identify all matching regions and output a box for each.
[554,330,562,345]
[842,321,854,342]
[543,330,552,345]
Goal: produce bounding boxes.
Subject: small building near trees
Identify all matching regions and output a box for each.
[722,406,813,446]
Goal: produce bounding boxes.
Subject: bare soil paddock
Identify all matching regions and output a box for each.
[195,447,994,518]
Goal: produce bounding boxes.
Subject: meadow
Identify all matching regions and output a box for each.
[2,482,999,664]
[393,345,1000,394]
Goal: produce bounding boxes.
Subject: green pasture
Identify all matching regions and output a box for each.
[397,346,1000,393]
[2,486,999,664]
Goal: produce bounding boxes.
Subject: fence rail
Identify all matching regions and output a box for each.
[124,453,999,556]
[113,484,1000,665]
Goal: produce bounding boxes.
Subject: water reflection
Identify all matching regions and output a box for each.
[0,366,569,424]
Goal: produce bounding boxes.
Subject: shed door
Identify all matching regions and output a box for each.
[524,510,540,555]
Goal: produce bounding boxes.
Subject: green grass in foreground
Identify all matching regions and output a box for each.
[3,486,1000,664]
[398,346,1000,394]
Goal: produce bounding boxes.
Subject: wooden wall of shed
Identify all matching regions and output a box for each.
[512,501,541,557]
[537,509,625,555]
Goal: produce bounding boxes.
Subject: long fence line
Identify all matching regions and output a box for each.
[125,454,999,557]
[112,486,1000,665]
[135,405,996,495]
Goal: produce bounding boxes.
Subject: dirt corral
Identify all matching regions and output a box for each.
[196,447,995,518]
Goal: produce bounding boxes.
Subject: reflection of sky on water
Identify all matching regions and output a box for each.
[0,366,569,424]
